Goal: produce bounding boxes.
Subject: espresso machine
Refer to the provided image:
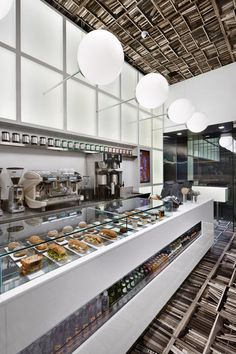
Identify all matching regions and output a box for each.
[95,153,123,199]
[23,169,82,210]
[7,167,25,213]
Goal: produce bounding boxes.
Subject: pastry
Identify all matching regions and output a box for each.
[120,227,128,234]
[83,234,103,245]
[72,232,83,238]
[20,254,43,275]
[14,249,28,258]
[36,243,48,251]
[28,235,42,244]
[62,226,73,234]
[78,221,87,228]
[57,237,66,243]
[99,229,117,239]
[48,243,67,261]
[68,239,88,253]
[48,230,59,238]
[8,241,20,251]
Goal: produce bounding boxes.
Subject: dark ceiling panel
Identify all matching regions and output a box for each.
[43,0,236,84]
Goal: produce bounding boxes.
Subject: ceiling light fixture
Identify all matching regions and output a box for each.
[219,134,232,148]
[141,31,149,39]
[177,132,182,136]
[0,0,14,20]
[43,29,124,94]
[218,126,225,130]
[186,112,208,133]
[135,73,169,109]
[168,98,195,124]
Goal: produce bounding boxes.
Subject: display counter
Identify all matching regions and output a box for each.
[0,198,214,354]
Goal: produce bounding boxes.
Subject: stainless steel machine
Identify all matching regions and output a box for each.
[7,167,25,214]
[22,169,82,210]
[95,153,123,199]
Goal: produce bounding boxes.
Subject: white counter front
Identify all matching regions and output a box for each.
[0,198,214,354]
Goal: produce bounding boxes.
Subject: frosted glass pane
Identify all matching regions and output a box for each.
[21,0,63,69]
[121,63,137,102]
[0,48,15,120]
[139,186,152,194]
[99,75,120,97]
[139,109,152,147]
[21,58,63,128]
[153,185,163,195]
[67,79,96,136]
[66,20,85,77]
[0,0,15,47]
[153,150,163,184]
[153,117,163,150]
[121,104,138,144]
[98,93,120,141]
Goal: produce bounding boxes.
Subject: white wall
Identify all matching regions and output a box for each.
[164,62,236,132]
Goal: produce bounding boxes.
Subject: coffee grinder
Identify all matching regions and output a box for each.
[7,167,25,213]
[0,168,3,216]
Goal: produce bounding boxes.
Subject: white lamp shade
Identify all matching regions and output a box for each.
[219,134,233,148]
[187,112,208,133]
[77,29,124,85]
[168,98,195,124]
[135,73,169,109]
[0,0,14,20]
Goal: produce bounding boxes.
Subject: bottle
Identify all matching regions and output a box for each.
[102,290,109,319]
[108,285,116,306]
[115,281,122,301]
[95,294,102,319]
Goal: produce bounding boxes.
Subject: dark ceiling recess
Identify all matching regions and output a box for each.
[43,0,236,84]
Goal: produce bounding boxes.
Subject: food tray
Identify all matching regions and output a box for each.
[65,243,96,257]
[16,261,45,280]
[4,247,28,261]
[81,235,112,248]
[43,248,77,266]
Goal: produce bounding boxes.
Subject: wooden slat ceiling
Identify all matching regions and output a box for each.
[44,0,236,84]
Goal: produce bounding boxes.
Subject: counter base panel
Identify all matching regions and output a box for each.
[74,222,214,354]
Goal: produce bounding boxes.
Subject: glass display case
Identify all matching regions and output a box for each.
[0,198,166,295]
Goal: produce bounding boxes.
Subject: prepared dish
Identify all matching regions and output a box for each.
[56,237,66,243]
[48,230,59,238]
[8,241,20,251]
[83,234,104,246]
[14,249,28,258]
[120,227,128,234]
[68,239,89,253]
[48,243,67,261]
[62,226,73,234]
[99,229,117,239]
[36,243,48,251]
[78,221,87,228]
[20,254,43,275]
[28,235,42,244]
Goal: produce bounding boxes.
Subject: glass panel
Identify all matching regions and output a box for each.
[21,58,63,129]
[188,137,193,155]
[67,79,96,136]
[153,150,163,184]
[99,76,120,97]
[121,104,138,144]
[21,0,63,69]
[98,93,120,141]
[0,48,16,120]
[0,0,15,47]
[66,20,86,80]
[153,117,163,150]
[139,109,152,147]
[188,156,193,180]
[121,63,137,102]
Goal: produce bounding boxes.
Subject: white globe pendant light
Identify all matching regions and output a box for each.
[219,134,232,148]
[187,112,208,133]
[77,29,124,85]
[168,98,195,124]
[0,0,14,20]
[135,73,169,109]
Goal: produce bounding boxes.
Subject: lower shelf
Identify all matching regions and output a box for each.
[74,226,214,354]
